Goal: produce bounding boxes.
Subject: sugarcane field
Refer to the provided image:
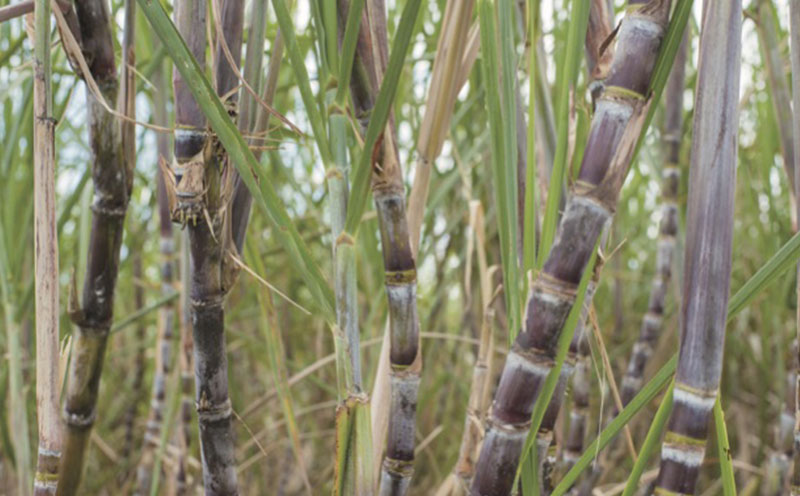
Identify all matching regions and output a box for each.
[2,0,800,494]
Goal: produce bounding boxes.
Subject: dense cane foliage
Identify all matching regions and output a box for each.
[1,0,800,494]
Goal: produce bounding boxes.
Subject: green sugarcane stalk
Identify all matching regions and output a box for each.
[653,0,741,492]
[33,0,61,490]
[57,0,131,492]
[470,1,672,494]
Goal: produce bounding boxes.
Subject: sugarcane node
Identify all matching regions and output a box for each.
[190,294,224,310]
[383,456,414,476]
[196,395,232,422]
[325,167,344,180]
[171,157,205,228]
[535,271,578,301]
[335,231,355,246]
[62,408,96,430]
[385,268,416,285]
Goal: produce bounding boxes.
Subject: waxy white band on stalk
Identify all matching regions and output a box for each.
[673,385,717,412]
[661,442,705,467]
[506,350,551,380]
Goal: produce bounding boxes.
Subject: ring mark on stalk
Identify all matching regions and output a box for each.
[383,456,414,476]
[196,397,232,423]
[653,488,693,496]
[486,414,531,435]
[190,294,225,310]
[63,409,96,430]
[673,382,717,411]
[385,268,417,285]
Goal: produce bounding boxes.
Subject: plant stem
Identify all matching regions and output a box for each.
[33,0,61,490]
[654,0,742,491]
[57,0,130,492]
[470,2,672,493]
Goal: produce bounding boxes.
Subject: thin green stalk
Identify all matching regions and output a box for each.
[536,0,590,269]
[620,381,675,496]
[714,400,737,496]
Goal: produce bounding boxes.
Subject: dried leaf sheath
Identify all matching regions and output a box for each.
[619,31,687,407]
[469,2,671,494]
[57,0,130,492]
[33,0,62,490]
[654,0,741,492]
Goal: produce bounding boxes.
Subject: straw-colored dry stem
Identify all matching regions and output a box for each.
[33,0,62,490]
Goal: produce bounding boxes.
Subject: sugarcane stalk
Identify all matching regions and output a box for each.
[469,2,672,494]
[562,331,592,472]
[175,235,194,496]
[373,0,476,476]
[167,0,245,491]
[57,0,131,492]
[585,0,615,100]
[123,255,146,461]
[790,0,800,493]
[538,279,597,494]
[135,61,176,495]
[337,1,423,493]
[653,0,741,492]
[33,0,62,489]
[619,29,688,408]
[435,202,496,496]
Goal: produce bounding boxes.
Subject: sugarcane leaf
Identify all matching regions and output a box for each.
[478,0,522,341]
[620,380,674,496]
[136,0,335,320]
[714,399,737,496]
[343,0,423,235]
[335,0,366,106]
[537,0,590,269]
[271,0,333,166]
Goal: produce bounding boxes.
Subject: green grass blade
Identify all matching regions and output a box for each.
[537,0,590,269]
[551,354,677,496]
[136,0,335,320]
[271,0,333,166]
[620,381,674,496]
[335,0,366,106]
[714,399,737,496]
[478,0,521,340]
[727,230,800,318]
[343,0,423,235]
